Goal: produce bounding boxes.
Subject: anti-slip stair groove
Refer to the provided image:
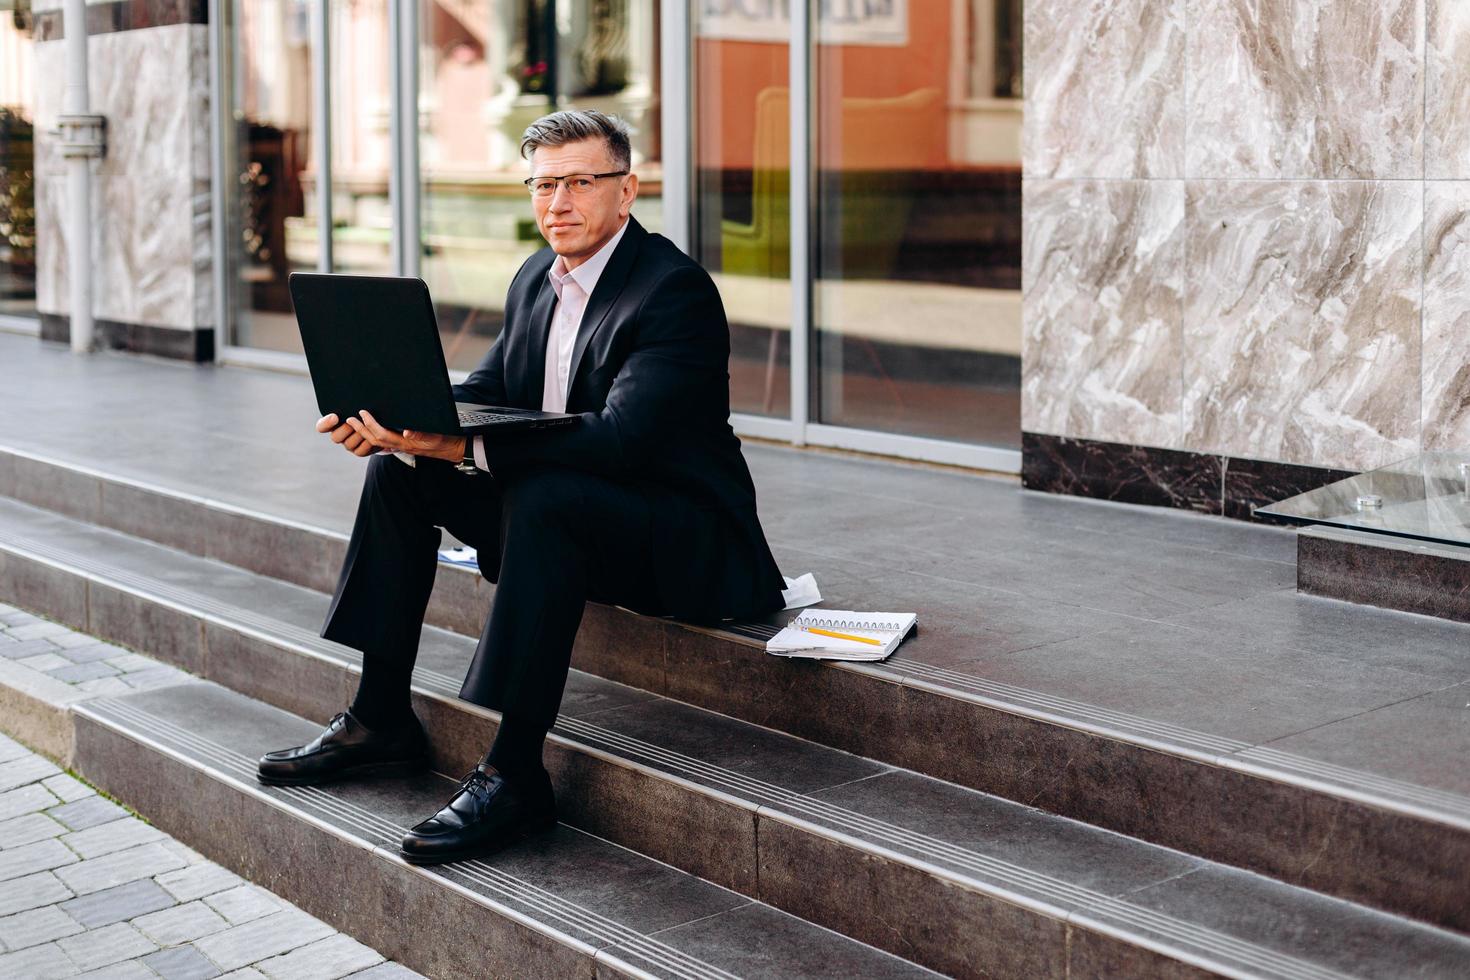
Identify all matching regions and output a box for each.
[1229,746,1470,815]
[90,698,754,980]
[90,697,1356,980]
[5,512,1469,837]
[2,521,1444,979]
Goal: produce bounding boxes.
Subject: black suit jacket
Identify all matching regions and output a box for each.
[452,215,787,623]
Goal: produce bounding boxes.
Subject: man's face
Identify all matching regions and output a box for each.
[530,138,638,268]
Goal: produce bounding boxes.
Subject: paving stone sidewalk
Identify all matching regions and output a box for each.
[0,604,425,980]
[0,604,193,698]
[0,731,425,980]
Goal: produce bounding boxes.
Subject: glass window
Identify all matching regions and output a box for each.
[690,4,790,418]
[418,0,662,373]
[224,0,320,353]
[0,1,37,320]
[329,0,391,276]
[811,0,1022,447]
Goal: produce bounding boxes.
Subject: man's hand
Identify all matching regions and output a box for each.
[318,413,379,457]
[347,410,468,463]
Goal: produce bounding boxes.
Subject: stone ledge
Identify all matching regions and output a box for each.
[1298,525,1470,624]
[0,604,195,768]
[38,315,213,363]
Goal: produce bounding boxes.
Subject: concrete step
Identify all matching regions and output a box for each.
[4,446,1470,937]
[70,681,942,980]
[5,499,1470,979]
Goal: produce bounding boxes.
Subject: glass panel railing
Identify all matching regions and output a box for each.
[1258,452,1470,548]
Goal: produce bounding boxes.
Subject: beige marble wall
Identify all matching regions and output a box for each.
[1427,0,1470,178]
[1182,180,1422,467]
[1188,0,1423,180]
[1022,0,1185,179]
[34,22,212,335]
[1025,0,1470,471]
[1423,183,1470,450]
[1022,180,1184,449]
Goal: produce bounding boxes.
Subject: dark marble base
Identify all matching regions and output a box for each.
[34,0,208,41]
[1023,432,1356,523]
[1223,457,1358,521]
[1298,527,1470,624]
[1020,433,1222,513]
[40,314,214,363]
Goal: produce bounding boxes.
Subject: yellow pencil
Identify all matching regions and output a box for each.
[802,626,883,646]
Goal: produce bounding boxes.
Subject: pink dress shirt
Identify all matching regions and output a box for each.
[468,218,631,472]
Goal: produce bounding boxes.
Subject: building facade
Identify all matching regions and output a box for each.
[1023,0,1470,515]
[1,1,1466,516]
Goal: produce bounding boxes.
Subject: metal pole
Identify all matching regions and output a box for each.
[312,0,333,272]
[658,0,690,254]
[788,0,810,444]
[208,0,229,357]
[60,0,102,351]
[389,0,420,279]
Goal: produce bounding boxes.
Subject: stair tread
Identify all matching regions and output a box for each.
[5,496,1470,979]
[80,682,942,980]
[5,446,1469,836]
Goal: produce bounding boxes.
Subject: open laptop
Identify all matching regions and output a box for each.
[288,273,578,436]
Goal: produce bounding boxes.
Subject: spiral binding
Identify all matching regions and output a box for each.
[794,614,905,632]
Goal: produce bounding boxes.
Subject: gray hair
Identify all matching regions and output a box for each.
[520,110,632,171]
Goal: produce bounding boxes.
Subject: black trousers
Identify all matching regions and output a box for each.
[321,453,665,730]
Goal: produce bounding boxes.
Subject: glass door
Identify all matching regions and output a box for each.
[688,3,791,419]
[417,0,663,373]
[809,0,1022,449]
[1,2,39,323]
[221,0,324,354]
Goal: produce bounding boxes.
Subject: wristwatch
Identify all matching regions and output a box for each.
[456,436,479,475]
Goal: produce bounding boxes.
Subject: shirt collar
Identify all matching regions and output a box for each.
[548,218,630,300]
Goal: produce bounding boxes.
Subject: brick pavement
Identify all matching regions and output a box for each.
[0,603,426,980]
[0,605,193,698]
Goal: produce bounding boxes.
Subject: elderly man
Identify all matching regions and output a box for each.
[256,110,786,864]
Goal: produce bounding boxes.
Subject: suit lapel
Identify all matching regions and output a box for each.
[519,273,557,408]
[566,217,647,400]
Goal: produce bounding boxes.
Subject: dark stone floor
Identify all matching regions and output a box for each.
[2,333,1467,804]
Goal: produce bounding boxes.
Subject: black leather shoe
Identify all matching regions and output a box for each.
[399,764,556,865]
[257,709,429,786]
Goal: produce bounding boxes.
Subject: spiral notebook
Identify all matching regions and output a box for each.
[766,609,918,662]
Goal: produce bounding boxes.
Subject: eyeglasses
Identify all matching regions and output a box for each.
[523,171,629,197]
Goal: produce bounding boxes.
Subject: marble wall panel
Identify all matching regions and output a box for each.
[1182,180,1421,470]
[1188,0,1424,179]
[1022,180,1185,448]
[1427,1,1470,178]
[103,175,196,329]
[90,26,194,183]
[33,40,66,318]
[1022,0,1184,179]
[1422,183,1470,451]
[35,175,70,317]
[33,22,205,332]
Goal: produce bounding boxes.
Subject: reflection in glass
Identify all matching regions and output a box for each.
[226,0,319,353]
[812,1,1023,447]
[419,0,662,373]
[328,0,391,276]
[0,3,37,319]
[691,10,790,418]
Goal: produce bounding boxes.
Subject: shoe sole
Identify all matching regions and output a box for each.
[399,815,558,867]
[256,756,429,787]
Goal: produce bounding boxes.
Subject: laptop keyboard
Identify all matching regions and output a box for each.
[458,411,526,426]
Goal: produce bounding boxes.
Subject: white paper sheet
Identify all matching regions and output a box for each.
[780,573,822,610]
